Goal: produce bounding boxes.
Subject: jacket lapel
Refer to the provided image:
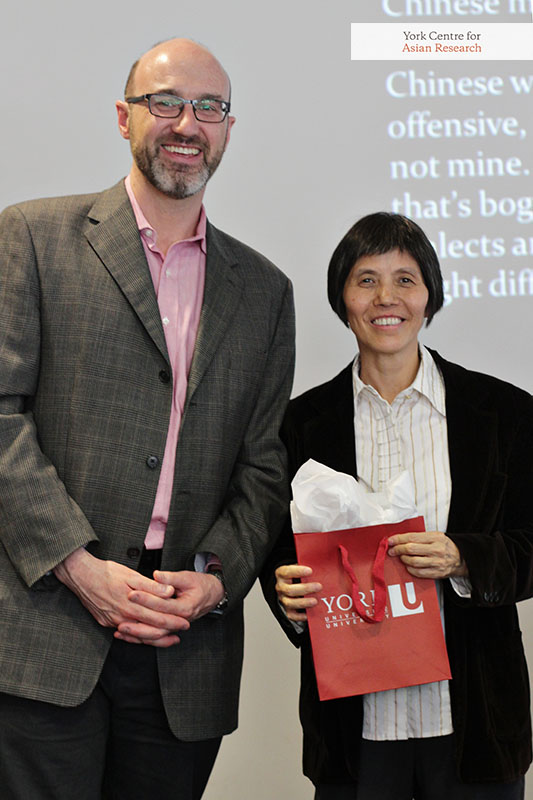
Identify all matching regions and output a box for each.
[84,181,169,362]
[185,223,244,401]
[304,365,357,478]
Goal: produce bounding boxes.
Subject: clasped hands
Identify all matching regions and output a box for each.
[276,531,467,622]
[54,548,225,648]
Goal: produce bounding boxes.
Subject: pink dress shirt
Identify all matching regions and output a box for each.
[125,176,206,550]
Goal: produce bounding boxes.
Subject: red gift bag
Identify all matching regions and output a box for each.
[294,517,451,701]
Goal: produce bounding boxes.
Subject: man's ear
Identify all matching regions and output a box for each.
[223,115,236,151]
[116,100,131,141]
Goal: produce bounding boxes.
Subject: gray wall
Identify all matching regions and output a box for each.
[2,1,532,796]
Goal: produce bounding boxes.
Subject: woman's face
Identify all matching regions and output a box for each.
[343,249,429,365]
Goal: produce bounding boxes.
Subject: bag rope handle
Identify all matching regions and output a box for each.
[338,536,389,624]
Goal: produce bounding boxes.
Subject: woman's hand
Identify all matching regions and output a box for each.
[275,564,323,622]
[388,531,468,579]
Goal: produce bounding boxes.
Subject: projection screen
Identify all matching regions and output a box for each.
[1,1,532,797]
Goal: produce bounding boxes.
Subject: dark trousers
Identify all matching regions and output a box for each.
[0,550,221,800]
[314,736,525,800]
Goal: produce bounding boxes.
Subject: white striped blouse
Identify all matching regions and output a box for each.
[352,346,454,741]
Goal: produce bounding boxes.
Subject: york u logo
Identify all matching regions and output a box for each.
[321,582,424,618]
[387,582,424,617]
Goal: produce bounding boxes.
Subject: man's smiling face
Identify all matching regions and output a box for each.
[119,39,234,200]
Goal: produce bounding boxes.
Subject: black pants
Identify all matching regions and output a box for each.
[314,736,525,800]
[0,550,221,800]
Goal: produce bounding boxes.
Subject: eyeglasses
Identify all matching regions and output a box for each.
[125,93,231,123]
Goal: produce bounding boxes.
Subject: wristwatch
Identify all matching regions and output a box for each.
[208,569,228,613]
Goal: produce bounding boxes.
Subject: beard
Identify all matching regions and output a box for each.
[131,132,226,200]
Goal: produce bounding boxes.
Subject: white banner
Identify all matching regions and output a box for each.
[351,22,533,59]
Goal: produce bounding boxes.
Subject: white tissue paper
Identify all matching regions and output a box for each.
[290,459,418,533]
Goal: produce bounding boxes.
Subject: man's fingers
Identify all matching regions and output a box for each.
[54,552,177,631]
[128,590,180,611]
[149,571,224,620]
[116,620,183,640]
[128,590,203,626]
[114,627,181,648]
[127,572,175,597]
[122,599,191,631]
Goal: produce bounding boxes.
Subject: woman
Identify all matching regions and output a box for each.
[261,213,533,800]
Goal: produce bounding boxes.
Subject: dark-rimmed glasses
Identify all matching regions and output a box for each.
[125,93,231,123]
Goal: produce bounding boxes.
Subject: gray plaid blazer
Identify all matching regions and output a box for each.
[0,180,295,740]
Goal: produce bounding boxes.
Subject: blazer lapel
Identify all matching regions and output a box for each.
[304,365,357,478]
[186,223,244,401]
[84,182,169,362]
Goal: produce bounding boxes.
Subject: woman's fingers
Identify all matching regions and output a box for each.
[275,564,322,621]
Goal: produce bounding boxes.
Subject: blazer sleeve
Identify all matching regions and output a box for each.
[192,278,295,609]
[445,382,533,608]
[259,401,309,647]
[0,204,97,587]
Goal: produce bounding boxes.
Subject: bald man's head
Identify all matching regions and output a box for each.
[124,39,231,101]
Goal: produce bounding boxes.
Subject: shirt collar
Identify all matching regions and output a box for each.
[352,346,446,416]
[124,174,207,254]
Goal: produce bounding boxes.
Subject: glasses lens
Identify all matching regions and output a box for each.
[149,94,184,117]
[193,99,226,122]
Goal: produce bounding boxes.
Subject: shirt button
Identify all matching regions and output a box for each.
[145,229,153,238]
[162,317,169,326]
[165,269,172,277]
[159,369,171,384]
[127,547,141,559]
[146,455,160,469]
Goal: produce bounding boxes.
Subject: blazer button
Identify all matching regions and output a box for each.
[127,547,141,559]
[146,455,160,469]
[159,369,171,384]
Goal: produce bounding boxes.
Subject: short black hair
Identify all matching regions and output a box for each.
[327,212,444,327]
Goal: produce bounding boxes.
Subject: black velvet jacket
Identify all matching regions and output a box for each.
[262,350,533,787]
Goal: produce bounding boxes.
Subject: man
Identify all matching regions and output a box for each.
[0,38,295,799]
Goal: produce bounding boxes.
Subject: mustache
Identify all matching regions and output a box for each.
[158,134,207,150]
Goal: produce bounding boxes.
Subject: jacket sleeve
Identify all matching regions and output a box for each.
[259,402,308,646]
[0,205,97,587]
[193,278,295,610]
[446,387,533,608]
